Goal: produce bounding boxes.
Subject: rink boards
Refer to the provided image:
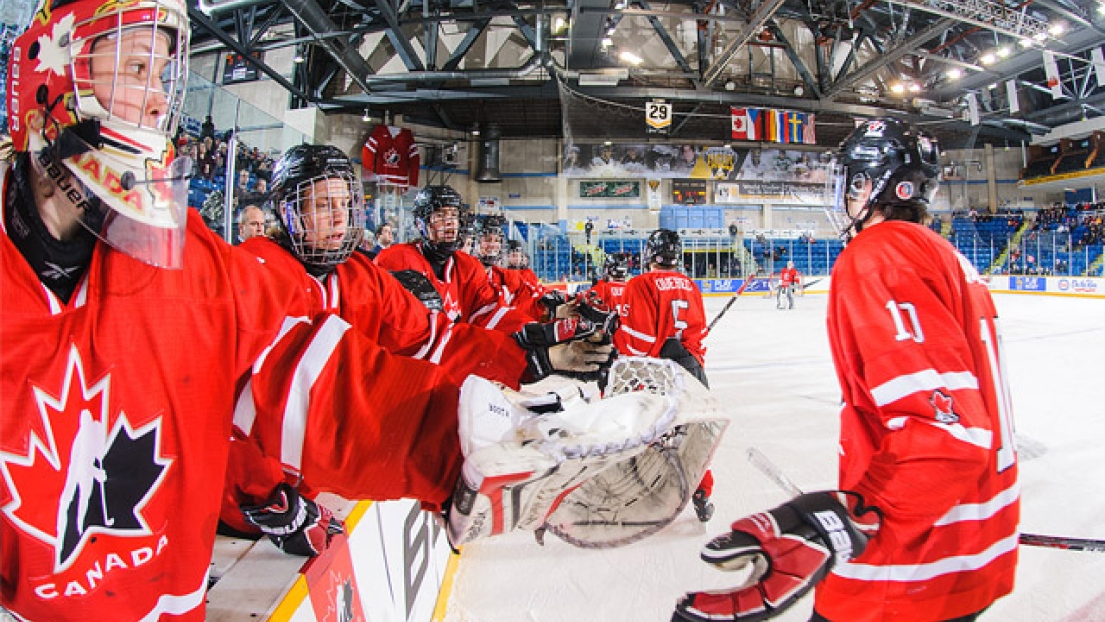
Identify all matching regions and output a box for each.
[207,496,455,622]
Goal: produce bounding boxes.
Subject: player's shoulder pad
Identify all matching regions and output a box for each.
[390,269,444,311]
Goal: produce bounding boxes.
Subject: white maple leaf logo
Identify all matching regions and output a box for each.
[35,13,76,77]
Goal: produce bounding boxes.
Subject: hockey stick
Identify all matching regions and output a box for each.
[746,447,1105,554]
[799,278,824,291]
[707,274,757,332]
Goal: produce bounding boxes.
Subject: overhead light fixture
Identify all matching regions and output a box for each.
[600,37,613,48]
[619,50,643,65]
[996,46,1011,57]
[947,68,962,80]
[891,83,906,94]
[1048,23,1064,36]
[293,46,305,64]
[1018,38,1034,47]
[362,109,372,122]
[793,84,805,96]
[980,52,996,65]
[908,83,922,93]
[552,16,567,33]
[724,80,736,91]
[578,69,627,86]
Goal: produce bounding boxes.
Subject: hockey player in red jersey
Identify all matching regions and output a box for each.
[0,2,618,619]
[220,145,614,545]
[777,260,801,309]
[377,186,538,330]
[675,118,1019,622]
[586,251,631,318]
[0,2,463,618]
[614,229,714,522]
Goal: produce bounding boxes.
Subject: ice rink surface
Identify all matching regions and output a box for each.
[444,291,1105,622]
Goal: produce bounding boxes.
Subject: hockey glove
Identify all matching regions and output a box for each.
[514,316,617,381]
[673,491,880,622]
[538,290,570,320]
[241,483,345,557]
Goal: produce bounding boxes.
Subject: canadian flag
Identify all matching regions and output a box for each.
[731,107,750,139]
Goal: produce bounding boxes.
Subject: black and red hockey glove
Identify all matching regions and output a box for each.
[241,483,345,557]
[672,491,879,622]
[513,315,617,382]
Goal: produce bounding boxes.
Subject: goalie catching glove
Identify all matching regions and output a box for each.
[673,491,880,622]
[241,483,345,557]
[514,309,618,381]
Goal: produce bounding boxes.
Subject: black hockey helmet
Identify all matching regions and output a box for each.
[474,213,507,267]
[603,252,630,281]
[270,144,365,272]
[645,229,681,269]
[829,118,941,239]
[413,184,467,255]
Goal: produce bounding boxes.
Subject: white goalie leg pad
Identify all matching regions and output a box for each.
[448,374,682,547]
[543,418,728,548]
[534,357,730,548]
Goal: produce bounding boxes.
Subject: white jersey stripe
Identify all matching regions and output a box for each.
[922,418,992,449]
[232,378,258,434]
[136,572,208,622]
[831,532,1018,583]
[936,481,1020,526]
[870,369,978,407]
[621,325,657,344]
[281,315,351,470]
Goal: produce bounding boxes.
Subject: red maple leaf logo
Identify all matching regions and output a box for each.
[1,345,172,573]
[929,390,960,424]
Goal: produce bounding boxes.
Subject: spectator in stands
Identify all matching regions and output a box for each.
[200,114,215,141]
[367,222,394,260]
[238,205,267,243]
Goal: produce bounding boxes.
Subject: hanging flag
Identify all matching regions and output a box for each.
[803,114,817,145]
[1006,80,1020,114]
[747,108,764,141]
[966,93,980,126]
[1043,50,1064,99]
[646,100,672,135]
[786,112,806,143]
[731,107,749,139]
[1092,47,1105,89]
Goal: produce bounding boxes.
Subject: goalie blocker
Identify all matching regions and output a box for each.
[447,357,728,549]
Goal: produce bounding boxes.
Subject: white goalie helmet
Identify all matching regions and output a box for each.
[9,0,192,268]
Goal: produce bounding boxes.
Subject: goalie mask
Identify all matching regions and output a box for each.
[645,228,681,269]
[603,252,630,282]
[9,0,191,268]
[474,213,506,268]
[829,118,941,241]
[413,185,467,260]
[270,144,365,274]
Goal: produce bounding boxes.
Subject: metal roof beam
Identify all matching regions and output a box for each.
[701,0,789,87]
[374,0,426,71]
[825,17,955,99]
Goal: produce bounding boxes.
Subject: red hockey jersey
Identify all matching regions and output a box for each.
[362,125,420,188]
[0,195,461,621]
[779,266,800,287]
[819,221,1019,622]
[614,270,707,364]
[221,238,527,532]
[586,279,629,319]
[241,238,527,388]
[490,265,544,321]
[375,242,531,334]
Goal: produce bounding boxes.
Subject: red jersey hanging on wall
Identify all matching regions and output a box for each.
[362,125,420,188]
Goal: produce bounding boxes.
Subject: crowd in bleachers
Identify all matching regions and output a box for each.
[177,117,277,240]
